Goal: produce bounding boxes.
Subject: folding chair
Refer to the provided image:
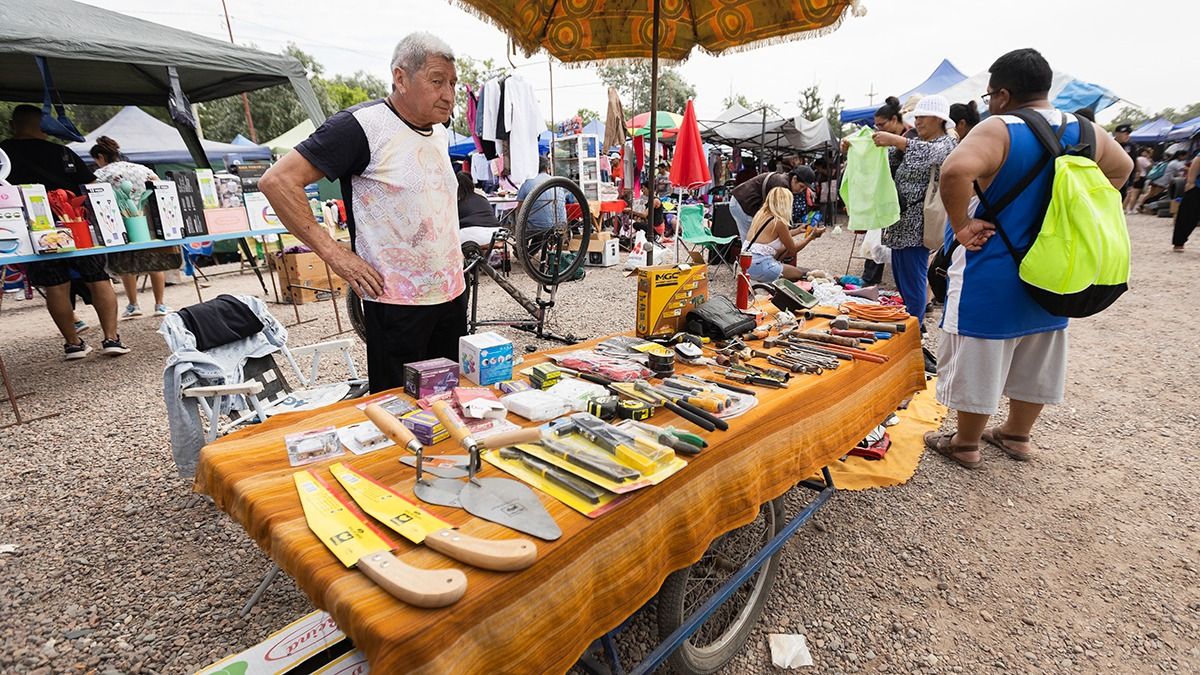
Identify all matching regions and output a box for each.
[162,294,368,614]
[677,204,738,277]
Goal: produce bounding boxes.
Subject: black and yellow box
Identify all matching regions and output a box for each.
[635,264,708,339]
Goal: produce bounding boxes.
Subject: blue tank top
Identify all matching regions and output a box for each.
[941,109,1075,339]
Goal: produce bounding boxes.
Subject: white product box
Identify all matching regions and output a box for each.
[196,610,348,675]
[196,168,220,210]
[18,184,54,231]
[82,183,127,246]
[0,186,33,258]
[244,190,282,231]
[585,238,620,267]
[146,180,185,240]
[459,331,514,386]
[312,649,369,674]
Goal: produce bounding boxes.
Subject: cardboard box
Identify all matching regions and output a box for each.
[145,180,185,240]
[312,650,369,674]
[166,170,209,236]
[245,190,282,231]
[635,264,708,339]
[271,249,348,304]
[197,610,348,675]
[459,331,514,385]
[32,227,76,253]
[0,186,33,258]
[203,206,250,234]
[403,357,459,399]
[18,184,54,231]
[81,183,127,246]
[196,168,220,209]
[586,238,619,267]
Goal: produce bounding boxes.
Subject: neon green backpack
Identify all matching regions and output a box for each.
[991,110,1130,318]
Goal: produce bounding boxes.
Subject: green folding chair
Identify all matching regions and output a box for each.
[677,203,738,277]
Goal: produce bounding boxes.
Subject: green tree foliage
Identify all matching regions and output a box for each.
[576,108,600,125]
[324,71,389,112]
[1107,102,1200,131]
[826,92,845,142]
[797,85,823,122]
[596,62,695,115]
[721,93,778,114]
[0,102,171,143]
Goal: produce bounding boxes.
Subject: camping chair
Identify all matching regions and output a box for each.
[677,204,738,277]
[161,294,368,615]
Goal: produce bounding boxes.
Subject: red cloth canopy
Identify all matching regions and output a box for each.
[669,99,711,189]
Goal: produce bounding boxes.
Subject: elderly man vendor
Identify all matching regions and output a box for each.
[261,32,465,393]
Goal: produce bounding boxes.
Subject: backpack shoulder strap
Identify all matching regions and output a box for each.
[1009,109,1067,159]
[1069,115,1097,160]
[760,172,776,202]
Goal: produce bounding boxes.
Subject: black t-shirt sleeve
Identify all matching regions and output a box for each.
[294,110,370,181]
[65,147,95,185]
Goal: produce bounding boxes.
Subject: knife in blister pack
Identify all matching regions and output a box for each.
[328,462,537,572]
[293,470,467,608]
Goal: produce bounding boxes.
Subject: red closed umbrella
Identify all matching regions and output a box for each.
[669,99,711,189]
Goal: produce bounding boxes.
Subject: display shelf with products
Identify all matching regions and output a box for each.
[552,134,600,205]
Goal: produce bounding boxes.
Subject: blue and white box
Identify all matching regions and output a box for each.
[459,331,514,386]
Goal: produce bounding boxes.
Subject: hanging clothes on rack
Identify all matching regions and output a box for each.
[495,77,510,141]
[465,84,482,153]
[503,75,542,185]
[481,78,502,160]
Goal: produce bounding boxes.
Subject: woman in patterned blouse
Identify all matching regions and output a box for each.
[870,95,957,329]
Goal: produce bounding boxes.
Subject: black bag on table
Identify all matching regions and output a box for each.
[684,295,756,340]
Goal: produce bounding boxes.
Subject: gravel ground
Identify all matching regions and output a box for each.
[0,215,1196,674]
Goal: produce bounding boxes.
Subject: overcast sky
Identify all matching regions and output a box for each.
[88,0,1194,125]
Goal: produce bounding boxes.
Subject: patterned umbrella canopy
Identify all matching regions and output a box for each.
[629,110,683,137]
[454,0,861,63]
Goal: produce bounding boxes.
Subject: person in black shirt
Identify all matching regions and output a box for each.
[1,105,127,359]
[456,171,501,246]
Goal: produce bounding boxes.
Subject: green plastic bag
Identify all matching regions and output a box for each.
[839,127,900,231]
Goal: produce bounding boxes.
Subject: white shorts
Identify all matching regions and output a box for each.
[935,329,1068,415]
[459,227,501,247]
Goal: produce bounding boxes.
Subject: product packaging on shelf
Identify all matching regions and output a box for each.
[403,357,459,399]
[635,263,708,339]
[81,182,127,246]
[458,331,513,386]
[145,180,185,240]
[0,186,33,257]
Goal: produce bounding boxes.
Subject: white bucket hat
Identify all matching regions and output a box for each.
[912,95,952,124]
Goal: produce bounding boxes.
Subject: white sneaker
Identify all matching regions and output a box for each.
[154,304,172,316]
[121,304,143,320]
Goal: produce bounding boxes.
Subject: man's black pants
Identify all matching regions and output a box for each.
[362,293,468,393]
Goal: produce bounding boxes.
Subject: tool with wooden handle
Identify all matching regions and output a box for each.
[293,470,467,608]
[328,463,537,572]
[830,315,905,334]
[365,404,466,507]
[429,400,562,541]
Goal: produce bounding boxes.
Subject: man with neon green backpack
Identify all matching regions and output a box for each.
[925,48,1132,470]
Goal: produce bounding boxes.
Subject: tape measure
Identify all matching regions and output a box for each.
[587,395,619,420]
[617,399,652,421]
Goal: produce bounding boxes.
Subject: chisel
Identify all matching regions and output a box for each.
[498,448,606,504]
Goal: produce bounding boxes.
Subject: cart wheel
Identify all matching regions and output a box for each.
[346,288,366,342]
[655,496,786,674]
[513,176,592,285]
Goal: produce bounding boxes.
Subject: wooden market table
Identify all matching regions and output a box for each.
[195,316,926,674]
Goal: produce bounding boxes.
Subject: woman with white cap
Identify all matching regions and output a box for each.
[869,94,957,329]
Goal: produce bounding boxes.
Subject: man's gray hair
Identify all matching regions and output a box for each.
[391,32,455,73]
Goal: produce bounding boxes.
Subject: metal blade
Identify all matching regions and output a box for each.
[459,478,561,541]
[412,477,466,508]
[400,454,470,479]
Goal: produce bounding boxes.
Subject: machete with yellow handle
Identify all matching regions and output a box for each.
[293,470,467,608]
[328,462,537,572]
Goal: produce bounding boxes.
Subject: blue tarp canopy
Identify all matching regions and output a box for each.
[1129,118,1174,144]
[68,106,272,164]
[1051,79,1119,115]
[840,59,967,125]
[1166,116,1200,142]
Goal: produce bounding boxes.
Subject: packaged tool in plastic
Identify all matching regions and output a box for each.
[501,389,573,421]
[548,350,653,382]
[485,446,625,518]
[285,426,342,466]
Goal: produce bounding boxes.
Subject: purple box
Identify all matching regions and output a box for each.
[399,410,450,446]
[403,357,459,399]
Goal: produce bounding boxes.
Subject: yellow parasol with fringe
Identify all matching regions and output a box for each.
[452,0,866,262]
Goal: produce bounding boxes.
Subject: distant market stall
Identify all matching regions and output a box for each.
[68,106,272,165]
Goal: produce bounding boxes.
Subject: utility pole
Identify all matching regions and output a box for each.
[866,83,878,107]
[220,0,259,142]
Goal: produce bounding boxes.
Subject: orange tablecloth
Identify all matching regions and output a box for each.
[196,318,925,674]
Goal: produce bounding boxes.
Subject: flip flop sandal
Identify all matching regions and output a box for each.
[923,431,983,469]
[982,427,1033,461]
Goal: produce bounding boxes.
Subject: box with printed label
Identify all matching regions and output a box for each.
[166,170,208,236]
[585,238,619,267]
[244,191,281,231]
[403,357,459,399]
[145,180,185,240]
[459,331,514,386]
[195,168,220,210]
[80,183,126,246]
[18,185,54,231]
[0,186,33,258]
[202,206,250,234]
[32,227,76,253]
[635,263,708,339]
[196,610,348,675]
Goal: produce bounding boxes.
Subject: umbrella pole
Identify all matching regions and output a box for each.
[646,0,661,266]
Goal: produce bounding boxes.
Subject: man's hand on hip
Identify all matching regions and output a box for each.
[326,247,385,299]
[955,218,996,251]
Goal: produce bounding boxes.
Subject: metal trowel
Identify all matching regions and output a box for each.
[429,401,562,541]
[365,404,467,507]
[399,455,470,479]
